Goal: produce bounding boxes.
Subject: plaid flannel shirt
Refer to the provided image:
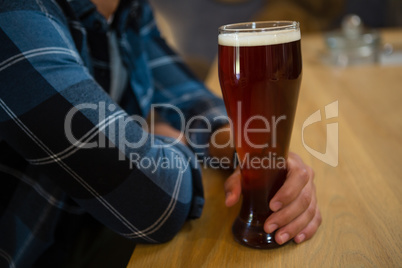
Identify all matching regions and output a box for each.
[0,0,227,266]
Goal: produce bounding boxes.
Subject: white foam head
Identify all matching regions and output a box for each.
[219,28,300,47]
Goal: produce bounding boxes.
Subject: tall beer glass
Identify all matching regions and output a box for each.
[218,21,302,249]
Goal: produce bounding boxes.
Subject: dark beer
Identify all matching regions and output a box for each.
[218,25,302,248]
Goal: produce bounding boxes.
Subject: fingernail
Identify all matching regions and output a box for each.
[266,224,278,234]
[295,233,305,244]
[279,233,289,244]
[271,201,282,211]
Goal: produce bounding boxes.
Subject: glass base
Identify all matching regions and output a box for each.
[232,217,283,249]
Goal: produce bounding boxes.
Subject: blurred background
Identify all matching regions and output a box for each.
[149,0,402,80]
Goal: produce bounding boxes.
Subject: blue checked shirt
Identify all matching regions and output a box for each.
[0,0,228,266]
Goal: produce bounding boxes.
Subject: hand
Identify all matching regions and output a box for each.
[224,152,321,245]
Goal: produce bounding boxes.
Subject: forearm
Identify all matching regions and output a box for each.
[0,10,204,243]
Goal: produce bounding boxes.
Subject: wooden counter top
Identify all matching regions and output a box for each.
[127,29,402,267]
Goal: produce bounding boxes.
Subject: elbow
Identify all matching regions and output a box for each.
[124,144,203,244]
[151,168,196,244]
[129,199,192,244]
[152,206,189,243]
[151,158,203,243]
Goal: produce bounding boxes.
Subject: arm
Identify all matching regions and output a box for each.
[141,4,229,159]
[0,6,202,243]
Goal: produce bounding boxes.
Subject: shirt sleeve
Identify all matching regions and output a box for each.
[140,4,229,159]
[0,8,203,243]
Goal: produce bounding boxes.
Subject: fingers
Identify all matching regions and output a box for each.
[269,152,314,212]
[265,182,315,234]
[224,167,241,207]
[271,189,319,245]
[263,152,321,245]
[293,205,322,244]
[224,152,321,245]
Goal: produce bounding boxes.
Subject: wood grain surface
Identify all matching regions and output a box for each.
[127,29,402,267]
